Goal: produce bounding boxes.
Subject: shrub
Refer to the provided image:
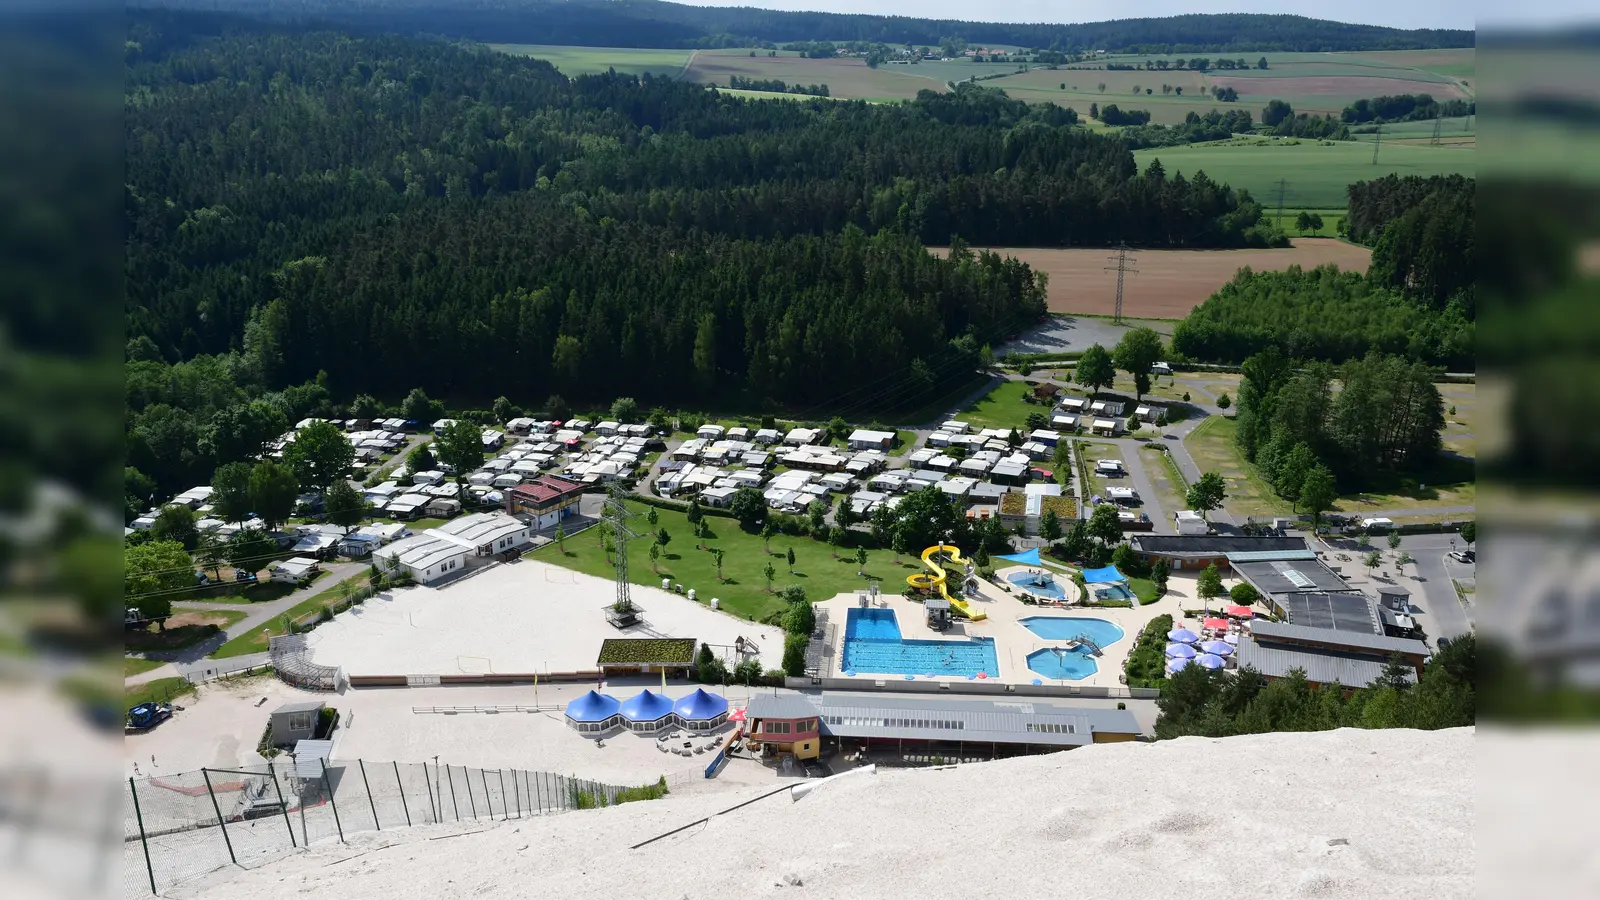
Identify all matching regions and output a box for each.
[613,776,670,804]
[782,634,809,676]
[1124,613,1174,689]
[1229,583,1261,605]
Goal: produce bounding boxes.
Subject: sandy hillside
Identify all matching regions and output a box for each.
[175,727,1472,900]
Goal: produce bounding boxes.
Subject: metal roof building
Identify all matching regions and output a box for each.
[1234,638,1411,690]
[1266,591,1379,633]
[747,692,1142,749]
[1233,558,1353,595]
[1249,621,1430,659]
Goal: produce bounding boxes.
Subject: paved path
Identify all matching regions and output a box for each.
[126,560,368,685]
[1310,532,1474,646]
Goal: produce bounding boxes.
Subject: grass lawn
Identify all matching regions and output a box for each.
[488,44,692,77]
[1183,416,1293,518]
[124,609,249,654]
[530,500,895,623]
[125,676,195,708]
[211,572,372,659]
[124,656,166,677]
[1129,578,1161,606]
[951,380,1038,432]
[1140,444,1190,519]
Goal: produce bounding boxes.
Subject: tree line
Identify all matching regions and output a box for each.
[1231,347,1446,498]
[1345,174,1474,310]
[727,75,829,97]
[1114,109,1256,149]
[140,2,1474,54]
[1342,93,1475,124]
[1261,100,1351,139]
[1170,265,1474,370]
[1156,633,1474,739]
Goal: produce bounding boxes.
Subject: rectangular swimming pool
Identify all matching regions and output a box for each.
[841,608,998,678]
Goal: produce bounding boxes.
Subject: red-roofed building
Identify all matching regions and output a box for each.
[505,475,587,529]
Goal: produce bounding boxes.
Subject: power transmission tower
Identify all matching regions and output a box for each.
[603,482,641,611]
[1274,178,1289,231]
[1372,123,1382,164]
[1430,115,1442,146]
[1104,244,1138,324]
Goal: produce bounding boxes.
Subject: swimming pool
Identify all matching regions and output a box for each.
[1026,647,1100,680]
[1019,616,1126,648]
[1006,571,1067,601]
[841,608,998,678]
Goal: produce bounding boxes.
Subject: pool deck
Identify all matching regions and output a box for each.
[814,565,1244,689]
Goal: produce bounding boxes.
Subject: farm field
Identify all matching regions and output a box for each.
[487,44,692,78]
[1133,138,1475,209]
[716,88,846,102]
[940,239,1372,318]
[683,50,943,100]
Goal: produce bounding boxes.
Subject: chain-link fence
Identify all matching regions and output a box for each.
[124,759,629,898]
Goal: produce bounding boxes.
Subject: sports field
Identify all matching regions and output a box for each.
[937,239,1372,319]
[682,49,944,99]
[488,44,692,78]
[1134,137,1475,209]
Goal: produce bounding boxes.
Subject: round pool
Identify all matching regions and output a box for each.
[1006,571,1066,601]
[1019,616,1126,647]
[1026,647,1099,680]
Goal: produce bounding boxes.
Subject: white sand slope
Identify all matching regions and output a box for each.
[174,727,1472,900]
[307,559,785,676]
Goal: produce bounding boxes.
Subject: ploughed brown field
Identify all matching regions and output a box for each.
[933,239,1372,318]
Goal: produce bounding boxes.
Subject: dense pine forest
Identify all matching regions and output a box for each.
[132,2,1474,53]
[126,21,1282,406]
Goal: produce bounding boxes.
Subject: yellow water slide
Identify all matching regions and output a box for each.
[906,544,986,620]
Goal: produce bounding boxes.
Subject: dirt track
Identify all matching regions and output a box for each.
[940,239,1373,318]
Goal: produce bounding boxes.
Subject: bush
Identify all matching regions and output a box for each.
[315,706,339,739]
[1124,613,1174,689]
[782,633,809,676]
[613,776,670,804]
[1229,583,1261,605]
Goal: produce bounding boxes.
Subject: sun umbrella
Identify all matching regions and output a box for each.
[1032,678,1044,686]
[728,708,746,723]
[1167,627,1199,644]
[1166,657,1191,673]
[1200,640,1233,656]
[1224,605,1254,618]
[1195,653,1226,670]
[1224,633,1240,645]
[1165,642,1197,659]
[843,670,857,677]
[1203,617,1230,632]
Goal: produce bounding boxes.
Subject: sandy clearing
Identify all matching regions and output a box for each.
[305,559,785,677]
[936,239,1372,318]
[175,726,1474,900]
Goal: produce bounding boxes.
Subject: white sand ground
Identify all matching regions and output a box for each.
[817,568,1244,687]
[306,559,784,676]
[173,726,1474,900]
[122,677,786,795]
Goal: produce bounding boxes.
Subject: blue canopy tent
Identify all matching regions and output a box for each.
[672,689,730,731]
[1081,565,1128,584]
[564,691,622,734]
[995,548,1043,567]
[619,690,676,732]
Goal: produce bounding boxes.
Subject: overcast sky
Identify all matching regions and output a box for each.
[679,1,1501,33]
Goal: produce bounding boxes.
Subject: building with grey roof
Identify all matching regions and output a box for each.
[1234,637,1412,691]
[746,692,1142,754]
[1265,591,1379,634]
[1233,557,1353,596]
[1129,535,1311,570]
[1248,620,1430,664]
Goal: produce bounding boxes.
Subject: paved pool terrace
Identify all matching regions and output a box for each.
[813,564,1234,689]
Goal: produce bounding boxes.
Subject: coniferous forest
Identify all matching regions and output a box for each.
[126,21,1284,410]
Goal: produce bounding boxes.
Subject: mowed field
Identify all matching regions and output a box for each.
[989,48,1473,125]
[1134,138,1476,209]
[934,239,1372,318]
[488,44,692,77]
[683,50,944,100]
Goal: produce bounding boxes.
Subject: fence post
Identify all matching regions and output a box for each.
[356,755,377,826]
[465,767,479,820]
[201,769,238,865]
[447,765,461,822]
[509,770,519,819]
[480,768,494,819]
[268,760,296,848]
[394,762,412,827]
[534,771,543,813]
[128,778,158,895]
[425,763,439,824]
[319,758,345,843]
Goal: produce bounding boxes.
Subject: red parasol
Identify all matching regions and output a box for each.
[1203,617,1230,631]
[728,707,747,722]
[1224,605,1255,619]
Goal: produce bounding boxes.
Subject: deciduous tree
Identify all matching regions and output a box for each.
[284,421,354,495]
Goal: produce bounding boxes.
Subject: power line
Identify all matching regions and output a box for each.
[1372,123,1382,165]
[1103,244,1138,325]
[1274,178,1289,232]
[1430,115,1442,146]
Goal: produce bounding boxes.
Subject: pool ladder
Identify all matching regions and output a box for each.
[1072,633,1103,656]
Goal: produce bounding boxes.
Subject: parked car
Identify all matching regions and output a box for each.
[1448,550,1475,564]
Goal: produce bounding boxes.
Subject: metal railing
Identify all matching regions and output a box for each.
[124,758,633,898]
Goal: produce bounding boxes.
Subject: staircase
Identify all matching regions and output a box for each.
[1071,633,1103,656]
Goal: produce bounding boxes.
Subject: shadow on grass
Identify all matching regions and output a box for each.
[125,624,224,654]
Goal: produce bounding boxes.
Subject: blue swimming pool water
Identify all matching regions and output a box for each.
[1006,571,1067,600]
[841,608,998,677]
[1026,647,1100,680]
[1019,616,1126,648]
